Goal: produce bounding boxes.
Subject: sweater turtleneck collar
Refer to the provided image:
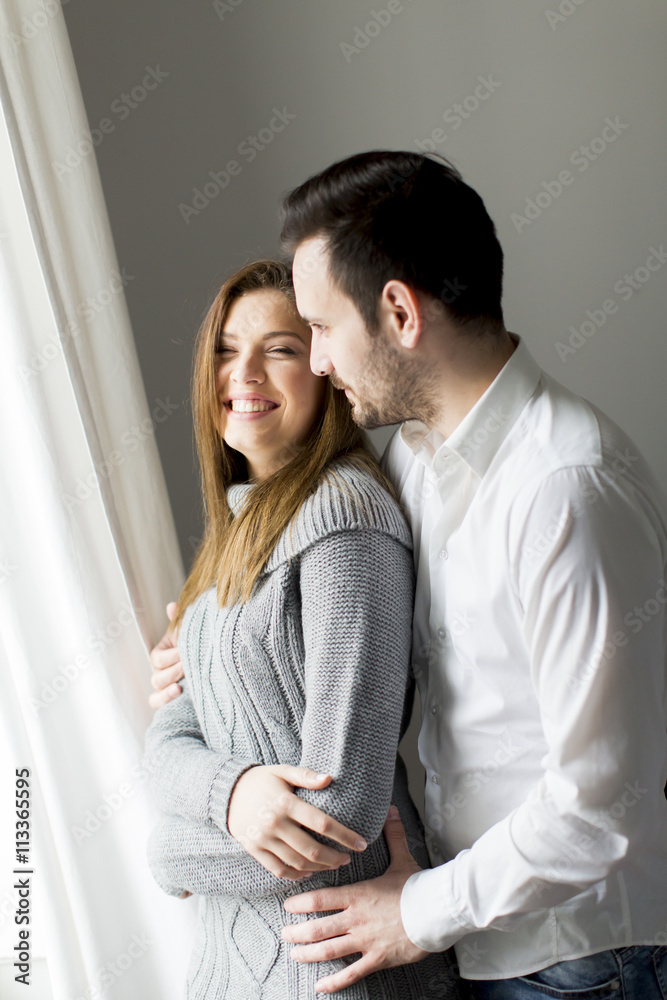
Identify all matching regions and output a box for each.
[226,481,257,517]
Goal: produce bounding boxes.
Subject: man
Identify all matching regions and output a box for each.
[150,151,667,998]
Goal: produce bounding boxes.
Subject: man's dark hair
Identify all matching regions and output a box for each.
[280,149,505,335]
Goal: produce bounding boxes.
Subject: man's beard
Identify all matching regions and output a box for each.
[331,334,442,430]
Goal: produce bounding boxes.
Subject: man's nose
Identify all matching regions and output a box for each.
[310,332,333,377]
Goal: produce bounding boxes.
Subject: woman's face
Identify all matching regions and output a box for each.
[216,289,327,482]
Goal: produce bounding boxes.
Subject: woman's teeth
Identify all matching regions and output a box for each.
[229,400,277,412]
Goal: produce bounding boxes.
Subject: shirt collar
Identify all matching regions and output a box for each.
[399,334,542,480]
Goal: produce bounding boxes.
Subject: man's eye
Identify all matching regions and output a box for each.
[270,347,296,355]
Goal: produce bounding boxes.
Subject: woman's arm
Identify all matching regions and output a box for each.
[147,813,329,900]
[293,527,416,847]
[143,673,260,827]
[147,526,416,898]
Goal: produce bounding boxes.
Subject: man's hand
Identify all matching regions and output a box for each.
[281,805,429,994]
[228,765,368,880]
[148,602,184,709]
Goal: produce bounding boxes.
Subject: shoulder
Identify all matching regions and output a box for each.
[262,456,413,574]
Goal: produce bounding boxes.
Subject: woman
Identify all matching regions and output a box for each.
[144,259,460,999]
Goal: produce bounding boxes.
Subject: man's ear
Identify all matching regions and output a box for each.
[379,280,425,350]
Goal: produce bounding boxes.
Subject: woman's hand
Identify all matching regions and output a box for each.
[148,602,185,709]
[227,765,368,880]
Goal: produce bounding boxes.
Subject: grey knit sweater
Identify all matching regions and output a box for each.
[144,458,460,999]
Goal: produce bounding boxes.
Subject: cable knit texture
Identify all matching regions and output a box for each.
[144,457,460,999]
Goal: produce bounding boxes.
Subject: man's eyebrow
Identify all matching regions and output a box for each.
[220,330,306,341]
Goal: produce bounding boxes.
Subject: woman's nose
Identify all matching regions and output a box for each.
[230,351,265,383]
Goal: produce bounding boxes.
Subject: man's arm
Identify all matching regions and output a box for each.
[398,463,666,950]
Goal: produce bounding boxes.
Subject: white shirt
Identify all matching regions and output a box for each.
[381,334,667,980]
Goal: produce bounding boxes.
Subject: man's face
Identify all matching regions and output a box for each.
[292,237,437,430]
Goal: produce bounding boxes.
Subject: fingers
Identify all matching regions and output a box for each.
[282,912,348,945]
[383,805,414,865]
[166,601,177,620]
[283,887,349,915]
[148,683,182,710]
[151,661,184,691]
[150,643,181,671]
[314,954,379,994]
[251,847,316,881]
[288,933,355,965]
[288,797,367,853]
[276,826,351,872]
[273,765,332,787]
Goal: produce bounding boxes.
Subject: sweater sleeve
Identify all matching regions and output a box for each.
[294,528,416,846]
[143,673,259,831]
[147,814,313,900]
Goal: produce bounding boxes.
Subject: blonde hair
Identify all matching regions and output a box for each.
[169,259,400,635]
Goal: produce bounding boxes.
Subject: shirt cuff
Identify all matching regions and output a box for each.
[400,861,473,953]
[207,758,260,833]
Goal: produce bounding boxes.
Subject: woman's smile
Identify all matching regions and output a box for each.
[224,392,281,420]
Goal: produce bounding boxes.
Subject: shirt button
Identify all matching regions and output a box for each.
[439,548,448,560]
[432,844,440,855]
[430,705,438,715]
[437,626,447,639]
[431,773,440,785]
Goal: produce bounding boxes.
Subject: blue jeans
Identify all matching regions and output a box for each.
[466,947,667,999]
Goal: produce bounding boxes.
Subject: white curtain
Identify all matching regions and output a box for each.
[0,2,197,997]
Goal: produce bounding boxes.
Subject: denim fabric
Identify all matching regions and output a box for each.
[466,947,667,999]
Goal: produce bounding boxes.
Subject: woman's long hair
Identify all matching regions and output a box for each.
[168,258,401,634]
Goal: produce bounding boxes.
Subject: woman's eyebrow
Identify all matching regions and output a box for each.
[221,330,305,341]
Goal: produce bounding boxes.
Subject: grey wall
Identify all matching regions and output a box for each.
[62,0,667,815]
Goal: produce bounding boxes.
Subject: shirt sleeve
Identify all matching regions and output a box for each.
[400,463,667,951]
[294,528,416,847]
[143,674,260,832]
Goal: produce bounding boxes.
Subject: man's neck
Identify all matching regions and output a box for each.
[431,331,518,441]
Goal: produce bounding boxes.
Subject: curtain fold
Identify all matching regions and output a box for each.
[0,2,197,996]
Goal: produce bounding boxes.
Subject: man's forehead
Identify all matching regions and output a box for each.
[293,237,329,281]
